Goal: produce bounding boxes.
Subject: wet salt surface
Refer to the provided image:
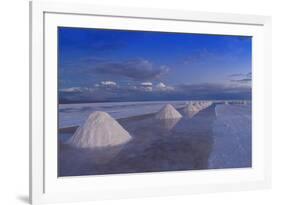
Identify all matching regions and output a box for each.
[58,104,252,177]
[208,104,252,168]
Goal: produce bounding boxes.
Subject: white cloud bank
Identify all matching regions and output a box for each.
[140,82,153,87]
[59,87,83,93]
[100,81,117,86]
[155,82,174,91]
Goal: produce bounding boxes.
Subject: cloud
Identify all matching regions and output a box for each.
[228,72,252,84]
[140,86,153,92]
[138,82,153,92]
[100,81,117,86]
[59,87,83,93]
[92,81,119,92]
[137,81,174,92]
[229,72,251,78]
[140,82,153,87]
[231,78,252,83]
[93,59,170,81]
[59,82,251,103]
[246,72,252,78]
[155,82,174,91]
[176,83,251,99]
[228,73,245,77]
[156,82,165,89]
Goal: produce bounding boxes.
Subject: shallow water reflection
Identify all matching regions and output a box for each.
[155,118,181,131]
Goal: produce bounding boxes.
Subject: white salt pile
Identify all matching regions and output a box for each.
[183,101,213,118]
[183,102,200,118]
[67,111,132,148]
[155,104,182,120]
[193,102,202,110]
[203,101,212,108]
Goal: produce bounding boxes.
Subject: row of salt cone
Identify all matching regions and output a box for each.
[155,101,213,120]
[67,101,213,149]
[184,101,213,118]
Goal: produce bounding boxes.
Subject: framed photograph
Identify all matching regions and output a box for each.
[30,1,272,204]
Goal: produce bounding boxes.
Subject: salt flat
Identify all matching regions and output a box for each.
[208,104,252,168]
[58,103,252,177]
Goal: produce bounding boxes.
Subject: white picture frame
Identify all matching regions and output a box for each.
[30,1,272,204]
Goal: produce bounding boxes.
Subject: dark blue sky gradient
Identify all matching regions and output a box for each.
[58,27,252,103]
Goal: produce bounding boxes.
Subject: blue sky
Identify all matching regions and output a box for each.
[58,27,252,103]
